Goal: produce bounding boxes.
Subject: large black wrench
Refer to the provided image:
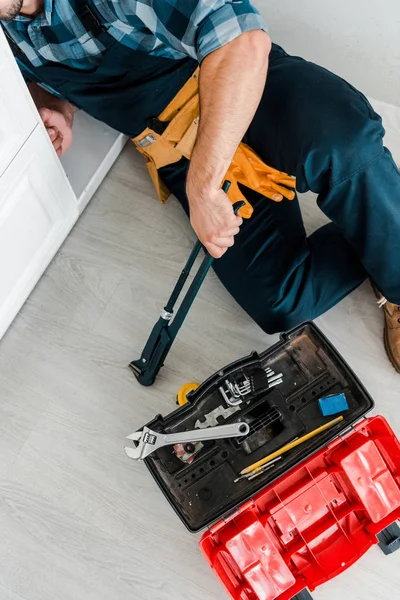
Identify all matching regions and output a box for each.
[130,181,245,386]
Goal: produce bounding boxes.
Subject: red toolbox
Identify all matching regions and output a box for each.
[137,323,400,600]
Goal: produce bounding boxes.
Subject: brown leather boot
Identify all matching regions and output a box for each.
[374,288,400,373]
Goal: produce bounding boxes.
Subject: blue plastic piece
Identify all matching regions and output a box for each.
[318,393,349,416]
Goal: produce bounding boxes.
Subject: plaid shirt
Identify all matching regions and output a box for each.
[2,0,268,78]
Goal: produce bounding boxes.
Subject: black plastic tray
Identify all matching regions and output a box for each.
[142,322,374,532]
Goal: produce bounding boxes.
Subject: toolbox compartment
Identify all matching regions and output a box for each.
[143,322,376,532]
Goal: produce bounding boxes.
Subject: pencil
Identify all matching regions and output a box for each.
[239,415,344,475]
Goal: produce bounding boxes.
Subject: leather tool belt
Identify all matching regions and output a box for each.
[132,67,296,219]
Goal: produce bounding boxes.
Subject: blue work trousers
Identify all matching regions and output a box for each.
[160,45,400,333]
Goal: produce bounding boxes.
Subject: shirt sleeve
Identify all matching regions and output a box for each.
[146,0,269,62]
[194,1,269,62]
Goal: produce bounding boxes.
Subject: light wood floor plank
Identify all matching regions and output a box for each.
[0,583,28,600]
[0,378,49,477]
[0,476,222,600]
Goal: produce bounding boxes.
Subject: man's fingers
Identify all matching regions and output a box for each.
[206,243,228,259]
[47,127,57,141]
[39,107,54,124]
[212,236,235,248]
[204,235,235,258]
[225,226,241,236]
[52,134,64,153]
[222,214,242,232]
[220,215,242,237]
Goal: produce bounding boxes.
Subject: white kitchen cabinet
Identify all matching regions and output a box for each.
[0,27,126,339]
[0,25,13,60]
[0,29,78,339]
[0,120,78,339]
[0,56,38,176]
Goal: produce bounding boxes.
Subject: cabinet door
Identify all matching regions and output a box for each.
[0,42,38,176]
[0,26,13,61]
[0,127,78,338]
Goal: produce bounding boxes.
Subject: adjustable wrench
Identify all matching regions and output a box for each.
[124,422,250,461]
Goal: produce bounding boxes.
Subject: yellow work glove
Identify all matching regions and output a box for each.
[224,142,296,219]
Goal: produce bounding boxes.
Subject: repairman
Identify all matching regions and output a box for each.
[1,0,399,371]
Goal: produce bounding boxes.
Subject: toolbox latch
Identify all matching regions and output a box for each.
[326,417,368,449]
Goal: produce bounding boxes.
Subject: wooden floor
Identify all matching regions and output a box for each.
[0,124,399,598]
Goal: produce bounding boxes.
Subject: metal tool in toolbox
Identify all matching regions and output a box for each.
[124,421,250,460]
[219,367,284,406]
[194,365,285,427]
[129,181,245,387]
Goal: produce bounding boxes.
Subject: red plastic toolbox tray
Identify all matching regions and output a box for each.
[200,415,400,600]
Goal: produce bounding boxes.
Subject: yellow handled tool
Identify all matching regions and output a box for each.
[177,382,199,406]
[240,415,344,476]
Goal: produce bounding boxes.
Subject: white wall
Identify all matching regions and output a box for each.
[253,0,400,107]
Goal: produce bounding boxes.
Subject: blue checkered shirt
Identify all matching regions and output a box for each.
[2,0,268,80]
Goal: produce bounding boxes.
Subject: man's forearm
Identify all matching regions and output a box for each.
[187,30,271,196]
[28,82,75,118]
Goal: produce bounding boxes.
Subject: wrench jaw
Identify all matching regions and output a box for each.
[128,360,143,379]
[124,445,144,460]
[124,430,147,461]
[124,427,164,460]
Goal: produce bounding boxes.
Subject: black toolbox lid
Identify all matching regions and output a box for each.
[142,322,375,532]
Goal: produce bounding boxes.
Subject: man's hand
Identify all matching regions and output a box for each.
[187,184,242,258]
[28,83,75,157]
[39,107,73,157]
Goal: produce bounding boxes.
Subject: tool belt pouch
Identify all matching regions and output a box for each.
[145,159,172,204]
[132,70,200,203]
[132,128,182,203]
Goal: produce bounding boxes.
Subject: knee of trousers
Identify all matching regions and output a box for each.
[254,306,313,336]
[301,99,386,190]
[235,283,315,335]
